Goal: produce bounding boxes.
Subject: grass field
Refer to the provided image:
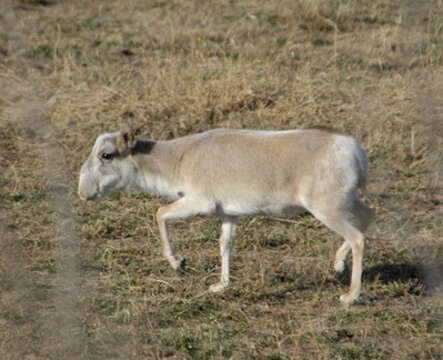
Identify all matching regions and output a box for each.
[0,0,442,359]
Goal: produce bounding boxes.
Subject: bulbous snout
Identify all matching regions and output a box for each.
[78,185,98,201]
[78,164,99,201]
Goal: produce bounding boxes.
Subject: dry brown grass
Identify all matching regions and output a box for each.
[1,0,442,359]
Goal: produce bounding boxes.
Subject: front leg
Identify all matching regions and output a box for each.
[209,217,238,292]
[156,197,208,271]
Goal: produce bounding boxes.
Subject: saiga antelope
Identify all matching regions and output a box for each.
[78,127,373,305]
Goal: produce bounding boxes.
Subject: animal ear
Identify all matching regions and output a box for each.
[117,127,135,155]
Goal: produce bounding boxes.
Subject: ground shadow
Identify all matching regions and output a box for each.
[363,263,443,292]
[335,262,443,294]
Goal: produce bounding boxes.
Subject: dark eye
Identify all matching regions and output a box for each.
[101,153,113,160]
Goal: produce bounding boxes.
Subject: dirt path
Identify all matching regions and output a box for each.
[1,1,86,357]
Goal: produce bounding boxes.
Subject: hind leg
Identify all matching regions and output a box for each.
[334,240,351,274]
[334,197,373,274]
[310,202,366,305]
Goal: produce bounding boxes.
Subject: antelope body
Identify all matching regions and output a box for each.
[78,128,373,305]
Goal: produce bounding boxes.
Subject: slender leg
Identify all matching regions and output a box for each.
[342,231,364,305]
[209,217,238,292]
[311,208,365,305]
[334,241,351,273]
[156,197,209,271]
[334,198,373,274]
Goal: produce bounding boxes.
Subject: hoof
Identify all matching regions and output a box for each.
[340,293,359,306]
[168,254,185,272]
[209,281,229,293]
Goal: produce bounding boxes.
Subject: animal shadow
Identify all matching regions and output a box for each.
[364,262,443,292]
[336,262,443,294]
